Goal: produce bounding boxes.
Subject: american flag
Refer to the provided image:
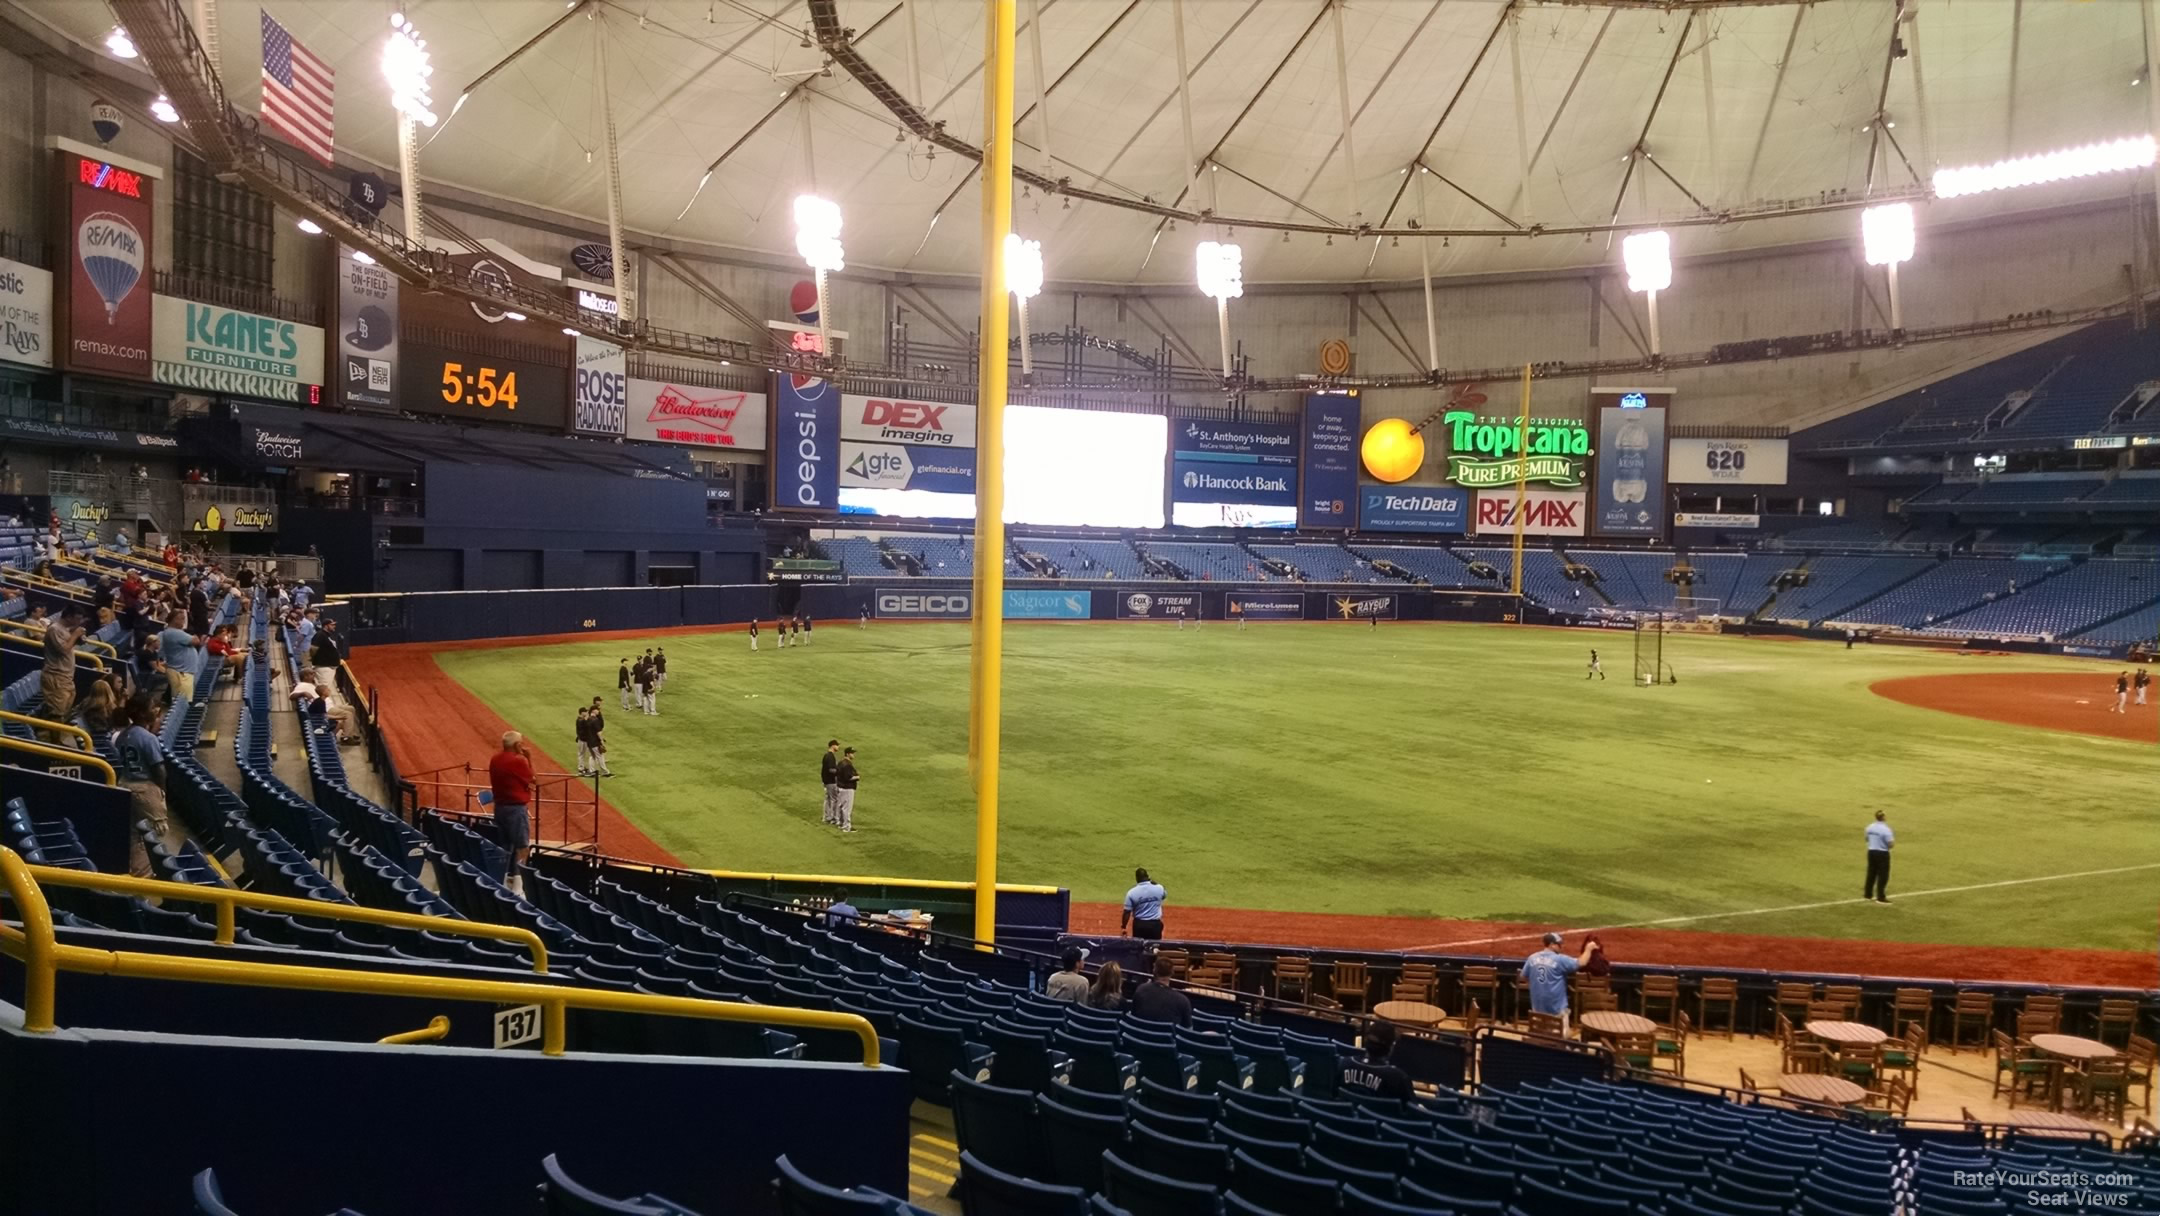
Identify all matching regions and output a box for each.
[260,10,335,165]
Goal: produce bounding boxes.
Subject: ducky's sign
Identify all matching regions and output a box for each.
[192,502,278,532]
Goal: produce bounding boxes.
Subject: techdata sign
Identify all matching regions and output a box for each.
[153,296,324,403]
[1594,404,1666,537]
[1440,411,1591,488]
[573,336,628,435]
[1670,437,1789,485]
[1358,487,1468,534]
[1473,489,1586,537]
[1118,591,1200,620]
[1005,589,1091,620]
[1326,594,1398,621]
[1172,419,1298,513]
[1300,394,1358,528]
[0,257,53,368]
[769,374,841,511]
[1226,593,1304,621]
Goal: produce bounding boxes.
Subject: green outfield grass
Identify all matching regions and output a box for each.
[436,623,2160,951]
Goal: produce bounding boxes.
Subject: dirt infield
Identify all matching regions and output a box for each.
[369,626,2154,987]
[1874,671,2160,743]
[1071,904,2156,987]
[350,640,682,866]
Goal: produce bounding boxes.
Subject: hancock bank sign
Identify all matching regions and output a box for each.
[1441,411,1592,488]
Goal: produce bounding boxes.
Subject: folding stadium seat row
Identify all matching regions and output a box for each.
[420,811,512,883]
[4,797,94,869]
[146,826,227,888]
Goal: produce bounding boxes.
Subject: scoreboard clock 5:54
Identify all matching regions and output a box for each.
[400,344,569,430]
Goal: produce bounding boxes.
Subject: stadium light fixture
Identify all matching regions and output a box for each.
[1622,230,1671,357]
[1862,202,1915,335]
[149,95,179,124]
[384,14,436,246]
[105,26,137,59]
[1933,135,2157,198]
[1006,233,1044,381]
[794,195,844,367]
[296,218,324,236]
[1196,240,1244,381]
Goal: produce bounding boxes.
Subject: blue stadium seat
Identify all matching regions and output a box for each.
[1225,1149,1338,1212]
[1124,1121,1232,1187]
[773,1155,920,1215]
[1035,1091,1126,1194]
[1101,1151,1223,1216]
[955,1151,1088,1216]
[948,1071,1047,1180]
[541,1154,700,1215]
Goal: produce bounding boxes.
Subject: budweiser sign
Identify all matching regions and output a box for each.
[625,377,767,450]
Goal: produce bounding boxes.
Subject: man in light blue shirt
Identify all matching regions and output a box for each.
[155,611,203,705]
[296,608,319,654]
[1523,933,1597,1033]
[292,581,313,611]
[1864,811,1895,904]
[1122,867,1167,941]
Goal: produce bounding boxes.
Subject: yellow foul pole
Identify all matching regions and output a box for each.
[1509,363,1531,599]
[968,0,1017,946]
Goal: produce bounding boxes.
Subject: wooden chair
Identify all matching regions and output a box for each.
[1822,984,1863,1021]
[1806,1001,1850,1026]
[2075,1057,2131,1124]
[1527,1011,1566,1039]
[1202,952,1238,987]
[1461,999,1482,1037]
[2021,995,2063,1032]
[1781,1038,1829,1075]
[1737,1068,1759,1094]
[1329,961,1370,1014]
[1652,1012,1690,1078]
[2015,1012,2060,1042]
[1612,1031,1659,1076]
[1639,975,1682,1029]
[1577,986,1619,1014]
[1834,1041,1882,1092]
[2097,999,2139,1049]
[2126,1034,2156,1115]
[1272,956,1312,1002]
[1697,977,1738,1040]
[1397,963,1438,1004]
[1992,1029,2052,1108]
[1951,991,1996,1053]
[1892,987,1934,1038]
[1870,1077,1913,1118]
[1187,966,1228,990]
[1772,1010,1797,1048]
[1774,982,1816,1030]
[1165,953,1191,981]
[1389,982,1429,1004]
[1879,1022,1925,1097]
[1459,966,1499,1021]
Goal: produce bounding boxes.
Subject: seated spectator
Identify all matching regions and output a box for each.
[1085,961,1126,1012]
[291,669,359,744]
[1046,947,1090,1002]
[205,624,238,660]
[135,653,172,711]
[1129,953,1193,1027]
[1341,1020,1414,1101]
[73,676,120,739]
[826,890,859,926]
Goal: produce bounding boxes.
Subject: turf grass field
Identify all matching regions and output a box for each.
[435,622,2160,953]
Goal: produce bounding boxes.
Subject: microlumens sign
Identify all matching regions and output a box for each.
[1440,410,1592,488]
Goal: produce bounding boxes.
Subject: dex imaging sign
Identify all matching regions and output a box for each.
[841,394,977,448]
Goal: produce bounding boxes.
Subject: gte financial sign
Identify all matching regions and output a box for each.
[843,395,977,448]
[1442,411,1592,488]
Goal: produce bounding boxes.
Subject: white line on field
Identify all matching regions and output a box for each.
[1402,861,2160,952]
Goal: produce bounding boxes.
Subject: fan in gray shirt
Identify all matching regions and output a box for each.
[1045,948,1090,1001]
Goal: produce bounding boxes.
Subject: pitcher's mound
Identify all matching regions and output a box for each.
[1873,672,2158,743]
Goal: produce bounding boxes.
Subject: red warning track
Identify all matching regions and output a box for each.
[361,627,2154,987]
[1873,671,2160,744]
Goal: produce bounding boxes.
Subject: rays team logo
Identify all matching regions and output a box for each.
[467,259,514,323]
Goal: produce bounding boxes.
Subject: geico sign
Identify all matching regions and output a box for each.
[877,592,970,616]
[794,416,823,505]
[856,398,959,446]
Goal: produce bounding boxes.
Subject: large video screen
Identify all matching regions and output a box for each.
[837,405,1168,528]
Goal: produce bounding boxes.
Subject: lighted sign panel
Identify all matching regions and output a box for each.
[54,150,155,379]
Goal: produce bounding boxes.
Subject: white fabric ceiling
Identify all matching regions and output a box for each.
[28,0,2160,284]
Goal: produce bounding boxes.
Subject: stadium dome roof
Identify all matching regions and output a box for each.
[29,0,2159,284]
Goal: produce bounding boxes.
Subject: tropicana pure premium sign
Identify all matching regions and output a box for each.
[1441,410,1592,489]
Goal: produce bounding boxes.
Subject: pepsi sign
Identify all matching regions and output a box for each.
[771,373,841,510]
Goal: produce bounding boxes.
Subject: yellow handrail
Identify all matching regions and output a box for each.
[0,737,116,785]
[0,569,95,603]
[0,618,118,659]
[24,864,550,973]
[0,710,92,751]
[378,1015,451,1045]
[0,848,879,1064]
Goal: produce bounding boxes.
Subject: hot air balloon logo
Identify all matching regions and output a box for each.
[77,211,144,324]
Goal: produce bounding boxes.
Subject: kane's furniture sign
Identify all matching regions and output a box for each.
[1669,437,1789,485]
[53,146,157,379]
[0,257,53,368]
[627,379,767,450]
[1441,411,1591,488]
[1226,593,1304,621]
[153,296,324,403]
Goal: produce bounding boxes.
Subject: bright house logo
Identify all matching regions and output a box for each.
[1441,410,1592,488]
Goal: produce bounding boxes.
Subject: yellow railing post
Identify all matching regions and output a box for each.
[0,848,59,1031]
[544,999,568,1056]
[0,739,117,785]
[378,1015,451,1045]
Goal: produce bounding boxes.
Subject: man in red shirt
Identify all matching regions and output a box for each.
[486,731,535,893]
